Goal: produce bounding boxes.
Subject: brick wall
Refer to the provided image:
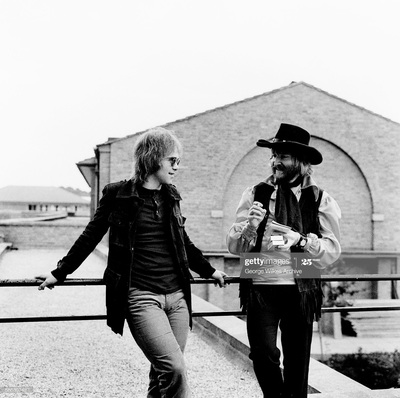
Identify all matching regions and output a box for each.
[0,221,88,249]
[96,82,400,253]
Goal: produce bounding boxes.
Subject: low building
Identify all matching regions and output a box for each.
[0,186,90,217]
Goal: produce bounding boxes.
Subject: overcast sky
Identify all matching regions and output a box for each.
[1,0,399,191]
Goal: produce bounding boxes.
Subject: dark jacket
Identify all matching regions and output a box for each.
[52,180,216,335]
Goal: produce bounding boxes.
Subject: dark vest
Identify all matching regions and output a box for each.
[241,181,324,323]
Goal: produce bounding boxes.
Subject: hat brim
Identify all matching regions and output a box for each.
[257,139,323,165]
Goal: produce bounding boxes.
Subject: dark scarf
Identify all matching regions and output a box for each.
[275,180,323,323]
[275,176,304,232]
[243,178,324,323]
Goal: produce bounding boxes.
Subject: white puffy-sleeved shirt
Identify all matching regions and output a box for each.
[226,175,341,285]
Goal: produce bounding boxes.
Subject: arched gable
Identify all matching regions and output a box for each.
[222,138,372,251]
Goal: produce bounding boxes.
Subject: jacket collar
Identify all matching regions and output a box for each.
[163,183,182,201]
[115,179,182,201]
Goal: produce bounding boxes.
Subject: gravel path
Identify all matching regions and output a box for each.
[0,249,261,397]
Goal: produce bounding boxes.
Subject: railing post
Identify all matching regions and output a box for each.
[320,312,342,339]
[206,255,226,308]
[377,258,396,299]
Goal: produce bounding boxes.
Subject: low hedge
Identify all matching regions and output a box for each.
[322,349,400,389]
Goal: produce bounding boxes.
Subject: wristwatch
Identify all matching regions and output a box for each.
[296,234,307,249]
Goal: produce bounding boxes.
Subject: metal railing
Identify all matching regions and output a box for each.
[1,275,400,323]
[0,276,245,323]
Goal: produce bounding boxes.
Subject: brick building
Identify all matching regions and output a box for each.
[81,81,400,298]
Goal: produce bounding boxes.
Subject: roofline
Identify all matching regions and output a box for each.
[76,157,97,166]
[95,81,399,147]
[293,81,400,126]
[96,83,293,147]
[96,131,145,148]
[0,201,90,206]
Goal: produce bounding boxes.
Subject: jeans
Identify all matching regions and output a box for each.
[247,285,313,398]
[126,288,191,398]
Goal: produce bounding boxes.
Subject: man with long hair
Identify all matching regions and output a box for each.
[227,123,341,398]
[37,127,226,397]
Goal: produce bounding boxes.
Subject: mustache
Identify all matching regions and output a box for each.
[272,164,285,172]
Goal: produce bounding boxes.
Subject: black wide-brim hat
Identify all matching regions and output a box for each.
[256,123,323,165]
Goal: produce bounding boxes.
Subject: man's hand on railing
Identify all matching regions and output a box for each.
[211,270,228,288]
[35,274,58,290]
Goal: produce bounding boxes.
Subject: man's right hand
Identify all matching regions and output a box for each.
[35,274,58,290]
[247,201,267,229]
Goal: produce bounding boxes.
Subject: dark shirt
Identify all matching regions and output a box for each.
[130,185,181,294]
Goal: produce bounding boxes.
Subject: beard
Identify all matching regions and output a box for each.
[272,163,301,184]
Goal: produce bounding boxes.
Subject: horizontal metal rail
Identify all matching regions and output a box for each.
[0,278,105,287]
[0,312,247,324]
[1,275,400,323]
[3,274,400,287]
[321,274,400,281]
[1,315,107,323]
[0,277,240,287]
[0,277,245,323]
[321,305,400,313]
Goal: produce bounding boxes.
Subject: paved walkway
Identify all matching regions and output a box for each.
[0,248,260,397]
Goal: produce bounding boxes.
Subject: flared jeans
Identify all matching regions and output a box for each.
[126,288,191,398]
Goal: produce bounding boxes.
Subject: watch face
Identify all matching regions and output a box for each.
[299,238,307,247]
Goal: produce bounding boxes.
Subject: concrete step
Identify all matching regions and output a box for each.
[348,316,400,322]
[346,301,400,338]
[351,321,400,327]
[351,327,400,334]
[313,389,400,397]
[350,299,400,308]
[349,322,400,338]
[352,323,400,330]
[352,332,400,338]
[347,311,400,322]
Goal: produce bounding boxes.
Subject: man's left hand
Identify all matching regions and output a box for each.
[276,230,301,250]
[211,270,228,288]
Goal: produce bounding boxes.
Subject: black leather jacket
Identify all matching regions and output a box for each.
[52,180,216,335]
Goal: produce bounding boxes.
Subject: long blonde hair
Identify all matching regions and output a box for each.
[131,127,182,185]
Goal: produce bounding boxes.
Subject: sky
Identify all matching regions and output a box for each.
[1,0,399,192]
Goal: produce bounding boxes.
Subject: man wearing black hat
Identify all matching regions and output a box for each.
[227,123,341,398]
